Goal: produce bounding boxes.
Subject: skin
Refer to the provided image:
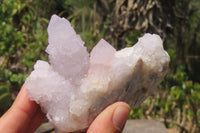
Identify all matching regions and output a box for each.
[0,85,130,133]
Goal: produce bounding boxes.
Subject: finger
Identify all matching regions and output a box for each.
[28,107,46,133]
[87,102,130,133]
[12,85,39,115]
[0,85,45,133]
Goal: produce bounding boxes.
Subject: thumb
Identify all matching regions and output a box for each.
[87,102,130,133]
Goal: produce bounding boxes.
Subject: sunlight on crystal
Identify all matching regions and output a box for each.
[25,14,170,132]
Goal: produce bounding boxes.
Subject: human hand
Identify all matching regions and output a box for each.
[0,85,46,133]
[0,85,130,133]
[87,101,130,133]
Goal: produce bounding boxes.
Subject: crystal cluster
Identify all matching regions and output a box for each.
[25,14,170,132]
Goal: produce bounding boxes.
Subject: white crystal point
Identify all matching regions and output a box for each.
[90,39,116,65]
[114,33,170,107]
[46,14,89,83]
[25,60,74,131]
[25,14,170,133]
[82,39,116,93]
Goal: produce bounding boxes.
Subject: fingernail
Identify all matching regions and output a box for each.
[112,105,130,130]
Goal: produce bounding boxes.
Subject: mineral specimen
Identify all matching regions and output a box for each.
[25,14,170,132]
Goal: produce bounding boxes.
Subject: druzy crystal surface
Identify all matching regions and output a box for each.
[25,15,170,132]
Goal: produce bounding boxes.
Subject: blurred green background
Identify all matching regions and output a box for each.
[0,0,200,132]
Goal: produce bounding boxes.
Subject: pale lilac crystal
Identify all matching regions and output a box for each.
[46,15,89,84]
[89,39,116,65]
[25,15,170,132]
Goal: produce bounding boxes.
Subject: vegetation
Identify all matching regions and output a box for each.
[0,0,200,132]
